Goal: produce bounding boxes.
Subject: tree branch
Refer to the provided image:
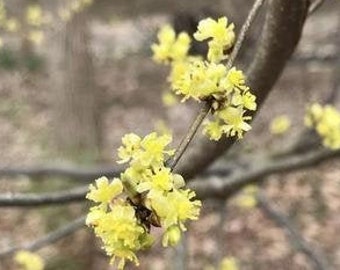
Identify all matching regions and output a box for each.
[0,186,88,207]
[2,145,340,206]
[0,216,86,258]
[191,147,340,200]
[0,165,119,182]
[176,0,310,179]
[258,194,331,270]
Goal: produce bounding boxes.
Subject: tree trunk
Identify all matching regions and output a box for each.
[55,10,102,162]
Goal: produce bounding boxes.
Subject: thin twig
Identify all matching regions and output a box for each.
[0,216,86,258]
[168,102,210,171]
[308,0,326,15]
[191,147,340,200]
[0,186,88,207]
[226,0,265,69]
[168,0,265,171]
[258,194,331,270]
[0,165,120,181]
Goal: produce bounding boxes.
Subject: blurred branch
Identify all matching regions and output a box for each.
[0,165,119,181]
[0,186,88,207]
[226,0,265,69]
[308,0,326,15]
[258,194,331,270]
[2,145,340,206]
[0,216,85,258]
[177,0,310,179]
[192,147,340,200]
[168,102,210,171]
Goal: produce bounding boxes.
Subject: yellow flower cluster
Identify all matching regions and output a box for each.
[204,256,239,270]
[86,132,201,269]
[305,103,340,149]
[270,115,291,135]
[14,250,44,270]
[235,185,258,209]
[0,0,20,33]
[152,17,256,140]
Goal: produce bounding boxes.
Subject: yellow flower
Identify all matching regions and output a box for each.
[220,256,239,270]
[86,177,123,204]
[150,189,201,231]
[137,166,173,193]
[14,250,44,270]
[26,4,43,26]
[117,133,141,164]
[89,200,148,270]
[173,60,227,101]
[194,17,235,48]
[203,120,224,141]
[162,225,181,247]
[305,104,340,149]
[270,115,291,135]
[194,17,235,63]
[171,32,191,61]
[6,18,20,32]
[221,67,246,92]
[218,107,252,138]
[162,91,178,106]
[235,185,258,209]
[241,90,257,111]
[138,132,174,167]
[28,30,44,46]
[151,25,191,63]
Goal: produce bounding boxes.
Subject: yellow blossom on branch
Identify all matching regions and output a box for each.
[86,132,201,269]
[270,115,291,135]
[86,176,123,205]
[14,250,44,270]
[26,4,43,27]
[305,103,340,149]
[152,16,256,141]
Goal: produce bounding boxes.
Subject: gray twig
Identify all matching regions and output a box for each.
[226,0,265,69]
[258,194,331,270]
[2,147,340,206]
[0,216,86,258]
[0,186,88,207]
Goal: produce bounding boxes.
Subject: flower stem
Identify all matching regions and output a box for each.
[168,102,211,171]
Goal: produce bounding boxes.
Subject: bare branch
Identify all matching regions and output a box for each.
[0,216,85,258]
[0,165,119,181]
[2,146,340,206]
[168,102,210,171]
[258,194,331,270]
[176,0,310,179]
[192,147,340,200]
[226,0,265,69]
[0,186,88,207]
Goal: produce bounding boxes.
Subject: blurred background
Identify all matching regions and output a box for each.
[0,0,339,269]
